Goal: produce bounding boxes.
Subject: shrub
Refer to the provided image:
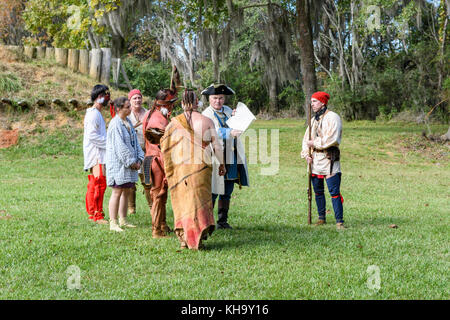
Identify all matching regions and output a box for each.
[121,57,171,98]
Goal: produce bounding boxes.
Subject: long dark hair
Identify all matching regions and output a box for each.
[182,89,197,127]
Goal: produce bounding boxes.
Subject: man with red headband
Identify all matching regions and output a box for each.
[301,91,345,230]
[142,89,178,238]
[83,84,110,224]
[127,89,150,215]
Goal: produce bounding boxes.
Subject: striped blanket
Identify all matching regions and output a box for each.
[160,113,215,249]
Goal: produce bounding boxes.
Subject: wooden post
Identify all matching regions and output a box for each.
[79,49,90,74]
[89,49,103,82]
[100,48,112,84]
[36,47,46,59]
[5,45,23,54]
[55,48,68,66]
[111,58,120,87]
[24,46,36,59]
[45,47,55,60]
[120,63,133,90]
[68,49,80,72]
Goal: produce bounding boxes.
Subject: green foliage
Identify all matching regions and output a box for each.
[277,80,305,115]
[121,56,171,98]
[168,0,229,33]
[194,60,269,114]
[127,30,161,61]
[22,0,115,48]
[0,71,22,94]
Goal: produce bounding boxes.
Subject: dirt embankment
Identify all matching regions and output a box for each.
[0,45,127,139]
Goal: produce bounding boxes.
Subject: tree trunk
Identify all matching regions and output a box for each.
[319,10,331,73]
[36,47,46,59]
[111,35,125,58]
[437,0,448,90]
[79,49,90,75]
[101,48,112,84]
[24,46,36,59]
[296,0,317,115]
[89,49,103,82]
[45,47,55,60]
[210,30,220,82]
[55,48,68,66]
[443,126,450,141]
[268,76,278,114]
[68,49,80,72]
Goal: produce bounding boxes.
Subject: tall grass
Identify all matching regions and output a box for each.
[0,71,22,95]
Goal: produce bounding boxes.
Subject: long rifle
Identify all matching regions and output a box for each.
[307,103,312,225]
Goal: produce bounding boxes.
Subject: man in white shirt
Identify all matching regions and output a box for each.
[83,84,110,225]
[301,91,345,230]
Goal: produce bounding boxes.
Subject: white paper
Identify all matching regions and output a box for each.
[225,102,256,132]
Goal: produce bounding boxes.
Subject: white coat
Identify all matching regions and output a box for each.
[202,105,250,195]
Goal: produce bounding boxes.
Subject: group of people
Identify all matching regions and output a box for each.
[83,81,251,250]
[83,80,345,251]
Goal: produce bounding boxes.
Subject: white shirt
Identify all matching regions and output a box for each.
[301,110,342,175]
[83,107,107,170]
[128,107,147,150]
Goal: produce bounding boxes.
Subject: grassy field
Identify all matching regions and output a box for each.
[0,116,448,300]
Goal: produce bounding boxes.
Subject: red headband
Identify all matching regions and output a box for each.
[128,89,142,100]
[311,91,330,105]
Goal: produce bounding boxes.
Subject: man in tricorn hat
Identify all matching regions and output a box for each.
[201,84,250,229]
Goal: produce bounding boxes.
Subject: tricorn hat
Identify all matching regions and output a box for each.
[201,84,235,96]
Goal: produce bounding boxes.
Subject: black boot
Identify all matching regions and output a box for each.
[217,199,232,229]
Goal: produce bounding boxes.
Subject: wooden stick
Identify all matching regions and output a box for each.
[307,103,312,225]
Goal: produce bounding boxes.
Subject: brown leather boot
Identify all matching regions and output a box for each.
[152,227,169,239]
[314,219,326,226]
[336,222,346,230]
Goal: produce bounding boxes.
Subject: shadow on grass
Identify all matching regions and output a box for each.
[202,215,413,252]
[204,223,334,251]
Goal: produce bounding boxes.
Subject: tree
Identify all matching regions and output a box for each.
[296,0,317,114]
[0,0,26,45]
[23,0,151,56]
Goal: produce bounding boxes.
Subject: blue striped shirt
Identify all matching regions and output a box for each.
[106,116,145,186]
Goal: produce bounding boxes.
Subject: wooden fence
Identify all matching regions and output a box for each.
[3,45,132,89]
[1,45,133,111]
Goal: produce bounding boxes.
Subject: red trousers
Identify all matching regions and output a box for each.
[85,167,107,221]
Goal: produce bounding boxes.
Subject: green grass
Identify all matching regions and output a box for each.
[0,120,448,299]
[0,71,23,95]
